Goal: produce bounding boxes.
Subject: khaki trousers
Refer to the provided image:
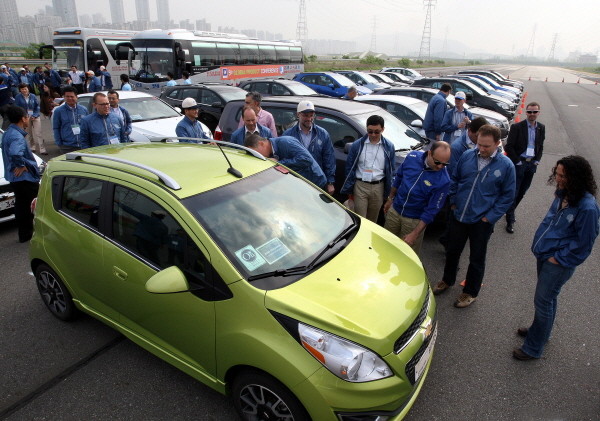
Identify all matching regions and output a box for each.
[384,206,424,254]
[353,180,384,223]
[27,117,45,154]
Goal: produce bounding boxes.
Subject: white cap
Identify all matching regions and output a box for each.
[455,91,467,100]
[100,65,106,71]
[181,97,199,109]
[86,70,94,75]
[19,68,25,72]
[0,65,6,69]
[297,100,315,113]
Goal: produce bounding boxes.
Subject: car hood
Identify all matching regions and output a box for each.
[264,223,429,354]
[129,116,211,142]
[468,106,507,124]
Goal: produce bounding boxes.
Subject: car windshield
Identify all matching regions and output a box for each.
[351,110,422,148]
[183,167,355,288]
[374,74,394,84]
[359,73,379,84]
[329,73,355,87]
[288,83,318,95]
[217,89,248,102]
[119,97,181,122]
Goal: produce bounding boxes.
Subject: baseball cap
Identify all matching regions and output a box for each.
[0,65,6,69]
[86,70,94,75]
[19,68,25,72]
[181,97,199,109]
[100,65,106,71]
[455,91,467,100]
[297,100,315,113]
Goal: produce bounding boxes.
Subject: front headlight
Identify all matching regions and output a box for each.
[298,323,393,382]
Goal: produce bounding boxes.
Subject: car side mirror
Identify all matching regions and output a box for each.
[211,101,224,109]
[410,119,423,128]
[145,266,189,294]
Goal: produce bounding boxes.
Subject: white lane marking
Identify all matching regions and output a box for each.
[568,105,578,107]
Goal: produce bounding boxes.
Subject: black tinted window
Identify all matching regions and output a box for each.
[253,82,271,96]
[314,115,359,148]
[166,88,180,99]
[262,106,297,135]
[271,83,290,96]
[61,177,103,228]
[200,89,221,105]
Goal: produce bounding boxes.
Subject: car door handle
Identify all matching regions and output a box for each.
[113,266,128,281]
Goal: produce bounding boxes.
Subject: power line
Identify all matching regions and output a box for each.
[418,0,436,60]
[548,33,558,61]
[525,24,536,58]
[296,0,308,47]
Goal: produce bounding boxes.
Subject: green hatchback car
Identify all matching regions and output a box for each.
[30,141,436,421]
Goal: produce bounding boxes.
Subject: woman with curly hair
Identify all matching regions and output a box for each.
[513,155,599,361]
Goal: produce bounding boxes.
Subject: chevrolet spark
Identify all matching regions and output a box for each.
[30,141,436,420]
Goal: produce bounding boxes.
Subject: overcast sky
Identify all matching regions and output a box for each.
[26,0,600,60]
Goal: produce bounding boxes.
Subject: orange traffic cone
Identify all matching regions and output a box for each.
[515,115,521,123]
[577,78,580,84]
[562,78,564,83]
[545,77,548,82]
[596,81,598,85]
[528,76,531,81]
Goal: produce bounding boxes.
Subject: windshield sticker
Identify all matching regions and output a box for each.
[256,238,291,265]
[235,245,266,272]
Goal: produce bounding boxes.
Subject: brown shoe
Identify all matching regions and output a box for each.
[454,293,476,308]
[517,327,528,337]
[512,347,536,361]
[432,281,450,295]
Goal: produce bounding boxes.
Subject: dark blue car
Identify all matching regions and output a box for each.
[293,72,371,97]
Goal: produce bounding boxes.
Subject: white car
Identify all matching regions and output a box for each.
[356,95,429,138]
[381,67,424,80]
[0,130,46,223]
[75,91,212,142]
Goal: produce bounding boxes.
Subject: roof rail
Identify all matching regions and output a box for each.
[65,153,181,190]
[147,138,267,160]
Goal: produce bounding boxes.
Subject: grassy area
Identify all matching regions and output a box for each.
[304,58,485,72]
[579,66,600,74]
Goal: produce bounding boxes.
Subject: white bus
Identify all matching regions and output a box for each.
[41,27,138,84]
[121,29,304,92]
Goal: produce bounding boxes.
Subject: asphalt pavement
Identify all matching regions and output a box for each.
[1,65,599,421]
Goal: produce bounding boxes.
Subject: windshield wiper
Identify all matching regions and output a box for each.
[246,219,359,282]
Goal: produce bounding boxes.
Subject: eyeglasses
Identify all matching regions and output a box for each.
[433,158,449,167]
[367,130,382,135]
[96,102,110,106]
[526,110,539,114]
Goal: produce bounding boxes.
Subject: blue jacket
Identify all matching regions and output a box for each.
[341,135,396,199]
[48,69,62,88]
[532,191,599,268]
[87,76,102,93]
[448,131,475,176]
[0,83,13,107]
[441,107,473,142]
[231,123,272,145]
[175,116,210,142]
[14,93,40,118]
[283,123,336,184]
[4,68,18,88]
[271,136,327,188]
[80,111,127,149]
[423,91,448,137]
[391,151,450,224]
[18,71,33,87]
[110,105,132,141]
[1,124,40,183]
[52,103,89,147]
[32,72,46,89]
[450,148,515,224]
[100,71,113,89]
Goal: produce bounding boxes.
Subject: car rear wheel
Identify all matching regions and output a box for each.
[232,370,310,421]
[35,264,78,321]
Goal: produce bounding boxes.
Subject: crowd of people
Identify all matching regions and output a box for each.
[1,69,599,362]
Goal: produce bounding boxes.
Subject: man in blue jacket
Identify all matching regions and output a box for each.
[244,133,327,189]
[175,98,211,142]
[79,93,127,148]
[107,90,132,141]
[85,71,102,93]
[52,86,89,153]
[433,124,515,308]
[383,141,451,254]
[230,106,272,145]
[441,91,473,143]
[14,84,45,154]
[423,83,451,141]
[44,63,63,95]
[341,115,396,223]
[99,66,113,90]
[283,100,336,194]
[447,116,488,176]
[1,106,40,242]
[513,156,599,361]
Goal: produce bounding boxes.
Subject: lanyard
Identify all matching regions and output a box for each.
[103,116,115,141]
[362,141,381,169]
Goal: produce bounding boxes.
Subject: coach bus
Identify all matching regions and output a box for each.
[121,29,304,92]
[41,27,138,83]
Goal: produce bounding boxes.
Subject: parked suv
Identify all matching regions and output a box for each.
[215,96,424,199]
[238,78,319,97]
[159,84,247,132]
[30,142,436,421]
[292,72,372,97]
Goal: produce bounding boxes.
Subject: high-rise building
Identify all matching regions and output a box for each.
[0,0,19,27]
[135,0,150,22]
[156,0,170,28]
[53,0,79,26]
[109,0,125,25]
[79,14,93,27]
[196,19,211,32]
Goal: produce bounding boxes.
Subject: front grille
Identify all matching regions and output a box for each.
[393,290,430,354]
[405,320,437,384]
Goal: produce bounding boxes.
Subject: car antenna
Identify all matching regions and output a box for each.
[214,142,243,178]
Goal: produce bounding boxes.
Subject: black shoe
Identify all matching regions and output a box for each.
[517,327,528,337]
[512,347,536,361]
[506,222,514,234]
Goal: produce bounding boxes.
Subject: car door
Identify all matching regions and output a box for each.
[102,182,218,377]
[298,75,323,95]
[162,88,183,108]
[322,75,343,97]
[252,82,271,96]
[270,82,292,96]
[197,88,223,132]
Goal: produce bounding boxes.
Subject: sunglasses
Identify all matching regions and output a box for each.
[367,130,382,135]
[433,158,450,167]
[526,110,539,114]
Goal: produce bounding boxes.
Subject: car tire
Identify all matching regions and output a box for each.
[35,264,78,321]
[232,369,310,421]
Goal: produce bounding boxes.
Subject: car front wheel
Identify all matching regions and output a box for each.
[35,264,78,321]
[232,370,310,421]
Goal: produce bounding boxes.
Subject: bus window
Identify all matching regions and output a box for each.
[104,39,128,61]
[259,45,276,64]
[275,46,290,64]
[216,43,239,65]
[290,47,303,64]
[191,42,218,67]
[87,38,109,70]
[54,39,84,70]
[239,44,259,65]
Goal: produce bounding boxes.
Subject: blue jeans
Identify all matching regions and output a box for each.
[521,259,575,358]
[506,161,537,224]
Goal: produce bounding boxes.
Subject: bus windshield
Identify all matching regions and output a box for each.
[132,40,173,82]
[53,39,84,71]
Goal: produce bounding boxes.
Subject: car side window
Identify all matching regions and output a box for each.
[181,88,200,102]
[314,115,359,149]
[431,82,442,89]
[167,88,180,99]
[253,82,270,96]
[61,177,103,228]
[77,97,92,112]
[111,186,208,283]
[382,103,414,126]
[200,89,221,105]
[262,106,297,135]
[271,83,290,96]
[302,75,316,85]
[456,83,473,96]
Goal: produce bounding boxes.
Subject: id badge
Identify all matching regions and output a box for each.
[362,169,374,182]
[71,124,80,135]
[526,146,535,157]
[109,136,120,145]
[27,110,34,116]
